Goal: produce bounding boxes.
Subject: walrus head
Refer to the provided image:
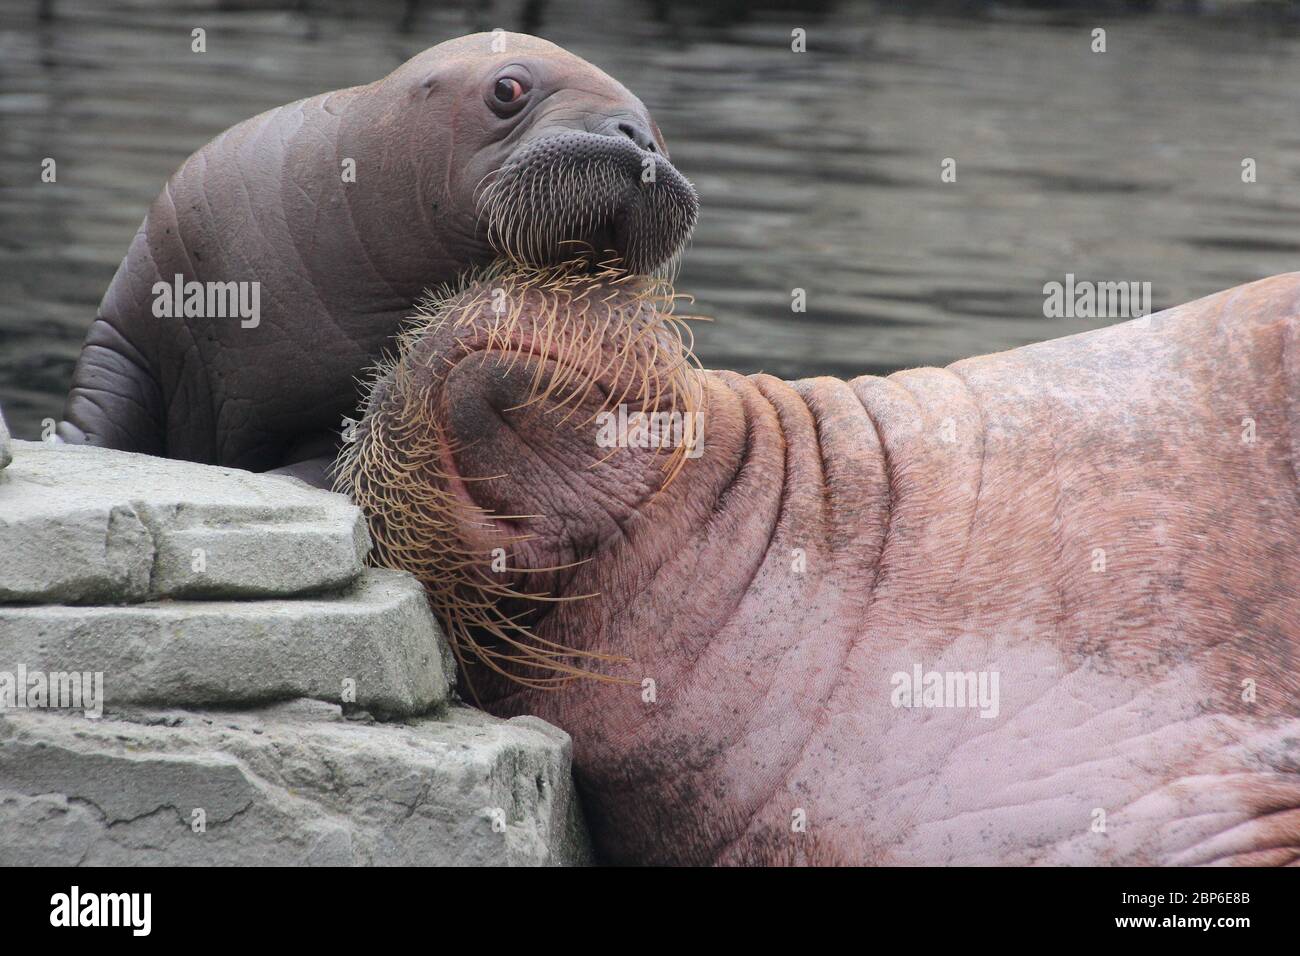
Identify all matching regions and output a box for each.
[335,263,702,695]
[377,32,698,277]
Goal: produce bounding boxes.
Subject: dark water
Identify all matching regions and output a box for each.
[3,0,1300,438]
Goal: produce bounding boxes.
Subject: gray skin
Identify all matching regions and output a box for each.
[57,32,696,487]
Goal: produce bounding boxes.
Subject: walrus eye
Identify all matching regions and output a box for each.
[494,77,526,103]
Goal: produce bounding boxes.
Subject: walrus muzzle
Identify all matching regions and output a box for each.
[335,263,702,692]
[479,132,699,276]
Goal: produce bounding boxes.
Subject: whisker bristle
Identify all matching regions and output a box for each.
[335,259,703,693]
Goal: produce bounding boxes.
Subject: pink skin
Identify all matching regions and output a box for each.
[435,273,1300,865]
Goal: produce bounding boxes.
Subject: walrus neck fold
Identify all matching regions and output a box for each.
[534,370,895,667]
[479,371,899,862]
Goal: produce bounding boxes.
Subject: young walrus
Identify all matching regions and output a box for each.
[57,32,697,484]
[338,266,1300,866]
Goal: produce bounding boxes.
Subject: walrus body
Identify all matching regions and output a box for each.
[58,33,696,482]
[342,270,1300,865]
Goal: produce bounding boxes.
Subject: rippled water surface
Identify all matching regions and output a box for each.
[3,0,1300,436]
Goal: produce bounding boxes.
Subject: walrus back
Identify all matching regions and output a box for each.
[59,221,171,455]
[58,93,357,465]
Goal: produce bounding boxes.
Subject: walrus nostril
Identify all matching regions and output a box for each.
[617,121,657,153]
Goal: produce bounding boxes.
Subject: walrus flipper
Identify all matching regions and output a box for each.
[58,313,165,456]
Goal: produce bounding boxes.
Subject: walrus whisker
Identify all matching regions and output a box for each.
[337,259,701,689]
[478,137,697,276]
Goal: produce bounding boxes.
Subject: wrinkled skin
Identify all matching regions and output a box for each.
[410,273,1300,865]
[58,33,694,484]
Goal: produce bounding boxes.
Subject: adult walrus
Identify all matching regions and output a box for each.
[56,32,696,485]
[339,266,1300,866]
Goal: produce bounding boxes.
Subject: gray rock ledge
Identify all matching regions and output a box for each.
[0,702,591,866]
[0,439,590,865]
[0,440,368,603]
[0,567,454,718]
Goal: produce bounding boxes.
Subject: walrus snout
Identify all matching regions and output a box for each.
[480,130,699,275]
[438,350,656,566]
[336,263,702,688]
